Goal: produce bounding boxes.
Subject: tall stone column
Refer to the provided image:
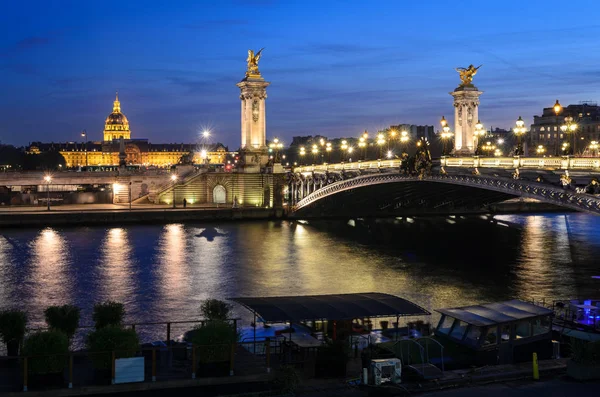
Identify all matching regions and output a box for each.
[451,86,482,155]
[237,76,270,173]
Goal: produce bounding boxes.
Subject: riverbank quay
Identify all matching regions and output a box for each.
[0,358,571,397]
[0,204,285,227]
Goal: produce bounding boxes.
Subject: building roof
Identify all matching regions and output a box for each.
[436,299,553,327]
[230,292,430,323]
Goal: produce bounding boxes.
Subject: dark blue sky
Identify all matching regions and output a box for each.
[1,0,599,148]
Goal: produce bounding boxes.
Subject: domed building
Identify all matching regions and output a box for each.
[103,93,131,141]
[28,93,231,168]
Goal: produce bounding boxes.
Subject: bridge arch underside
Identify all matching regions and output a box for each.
[293,181,524,218]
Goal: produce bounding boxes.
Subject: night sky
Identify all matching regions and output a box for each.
[1,0,599,149]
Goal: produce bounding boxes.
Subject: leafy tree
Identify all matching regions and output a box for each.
[0,145,25,169]
[93,301,125,329]
[22,331,69,374]
[186,320,238,364]
[44,305,80,341]
[200,299,232,321]
[86,326,139,369]
[0,309,27,356]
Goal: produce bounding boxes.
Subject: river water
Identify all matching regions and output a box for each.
[0,213,599,343]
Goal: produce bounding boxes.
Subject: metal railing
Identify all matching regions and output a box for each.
[292,173,600,215]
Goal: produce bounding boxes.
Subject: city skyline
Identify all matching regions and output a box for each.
[1,0,599,148]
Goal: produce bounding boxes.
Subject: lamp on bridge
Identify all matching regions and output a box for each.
[400,131,410,153]
[589,141,599,157]
[474,120,484,155]
[440,125,452,156]
[537,145,546,157]
[514,116,527,156]
[561,116,578,155]
[388,129,398,151]
[340,140,348,162]
[561,142,570,156]
[43,175,52,211]
[325,142,332,162]
[269,138,284,162]
[299,146,306,165]
[376,133,386,159]
[311,144,319,164]
[81,130,88,168]
[358,137,367,160]
[553,100,563,155]
[347,146,354,162]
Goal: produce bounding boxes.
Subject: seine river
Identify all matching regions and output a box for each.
[1,213,599,343]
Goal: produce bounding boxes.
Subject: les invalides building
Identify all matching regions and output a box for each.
[27,93,230,168]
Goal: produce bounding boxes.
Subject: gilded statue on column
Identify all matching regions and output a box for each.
[455,64,482,86]
[246,48,264,78]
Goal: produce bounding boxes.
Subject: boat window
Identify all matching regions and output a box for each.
[464,326,482,346]
[483,327,498,346]
[533,316,551,336]
[437,315,454,335]
[515,320,532,339]
[500,324,511,343]
[450,320,468,340]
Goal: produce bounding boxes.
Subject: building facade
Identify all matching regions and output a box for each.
[28,93,231,168]
[529,102,600,154]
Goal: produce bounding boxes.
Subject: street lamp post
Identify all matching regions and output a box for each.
[376,133,385,159]
[81,130,88,168]
[400,131,409,154]
[129,181,132,211]
[537,145,546,157]
[340,140,348,162]
[362,130,369,160]
[474,120,484,155]
[553,100,562,156]
[299,146,306,165]
[590,141,599,157]
[388,129,397,151]
[561,116,578,155]
[325,142,332,162]
[441,126,452,156]
[358,137,366,160]
[514,116,527,155]
[171,174,178,208]
[311,144,319,164]
[44,175,52,211]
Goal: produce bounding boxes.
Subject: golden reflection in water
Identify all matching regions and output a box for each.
[0,236,13,305]
[157,224,191,316]
[186,225,228,307]
[29,228,71,310]
[99,228,135,303]
[514,215,575,299]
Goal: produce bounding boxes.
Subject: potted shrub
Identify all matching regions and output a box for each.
[92,301,125,329]
[44,305,80,342]
[186,320,238,377]
[22,331,69,388]
[567,339,600,380]
[86,325,139,383]
[0,309,27,357]
[200,299,232,321]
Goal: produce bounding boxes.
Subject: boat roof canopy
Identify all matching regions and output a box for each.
[436,299,553,327]
[230,292,430,323]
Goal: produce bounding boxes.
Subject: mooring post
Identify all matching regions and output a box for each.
[69,355,73,388]
[152,349,156,382]
[23,357,28,392]
[265,338,271,373]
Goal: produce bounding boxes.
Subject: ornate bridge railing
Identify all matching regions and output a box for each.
[292,173,600,215]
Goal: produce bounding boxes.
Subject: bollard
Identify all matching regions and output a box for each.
[363,368,368,385]
[111,351,116,384]
[191,345,196,379]
[532,352,539,380]
[152,349,156,382]
[23,357,28,392]
[230,343,235,376]
[69,355,73,388]
[265,338,271,373]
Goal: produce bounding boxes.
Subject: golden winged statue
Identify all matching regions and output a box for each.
[246,48,264,78]
[455,64,482,86]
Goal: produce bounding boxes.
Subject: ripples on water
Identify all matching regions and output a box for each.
[0,213,599,343]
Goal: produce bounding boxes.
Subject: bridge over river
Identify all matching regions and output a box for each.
[290,158,600,217]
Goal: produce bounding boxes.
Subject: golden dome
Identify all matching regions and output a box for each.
[104,92,131,141]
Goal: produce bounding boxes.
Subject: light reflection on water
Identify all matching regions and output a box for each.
[0,214,599,343]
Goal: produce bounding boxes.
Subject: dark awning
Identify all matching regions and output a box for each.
[436,299,553,327]
[229,292,430,323]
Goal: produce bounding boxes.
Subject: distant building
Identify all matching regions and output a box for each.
[529,101,600,153]
[27,94,232,168]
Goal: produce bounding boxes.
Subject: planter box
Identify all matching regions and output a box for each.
[567,359,600,380]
